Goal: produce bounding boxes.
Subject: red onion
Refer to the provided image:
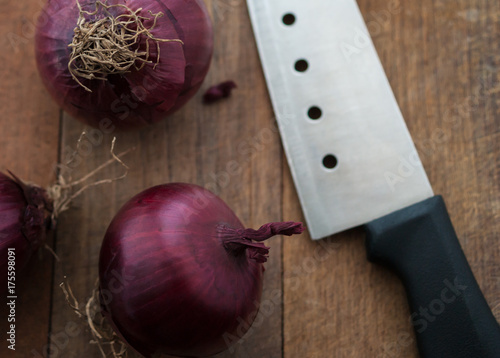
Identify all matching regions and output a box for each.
[0,172,52,289]
[99,183,304,357]
[35,0,213,130]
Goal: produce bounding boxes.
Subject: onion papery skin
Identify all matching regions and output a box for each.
[35,0,213,131]
[0,172,52,290]
[99,183,304,357]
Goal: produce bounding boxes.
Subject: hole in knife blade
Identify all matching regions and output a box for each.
[308,106,322,120]
[323,154,338,170]
[282,13,296,25]
[294,59,308,72]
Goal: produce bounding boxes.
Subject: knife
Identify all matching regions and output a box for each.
[246,0,500,357]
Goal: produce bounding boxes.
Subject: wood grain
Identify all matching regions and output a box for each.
[283,0,500,357]
[0,0,60,357]
[1,0,498,357]
[47,1,284,357]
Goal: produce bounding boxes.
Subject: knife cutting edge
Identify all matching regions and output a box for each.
[246,0,500,357]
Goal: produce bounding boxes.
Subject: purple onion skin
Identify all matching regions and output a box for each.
[99,183,304,357]
[0,173,52,290]
[203,81,237,104]
[35,0,213,131]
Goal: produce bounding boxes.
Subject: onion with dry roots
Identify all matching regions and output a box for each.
[35,0,213,130]
[0,137,130,289]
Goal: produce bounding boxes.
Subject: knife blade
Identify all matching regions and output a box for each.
[247,0,500,357]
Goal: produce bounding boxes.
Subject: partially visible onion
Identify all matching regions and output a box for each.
[99,183,304,357]
[35,0,213,130]
[0,172,52,289]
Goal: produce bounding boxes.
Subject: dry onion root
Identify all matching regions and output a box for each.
[60,279,129,358]
[48,135,132,222]
[48,135,135,358]
[68,0,183,92]
[0,135,132,291]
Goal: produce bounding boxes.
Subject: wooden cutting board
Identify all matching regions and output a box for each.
[1,0,498,357]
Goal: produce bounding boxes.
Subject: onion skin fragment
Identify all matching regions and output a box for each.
[99,183,304,357]
[203,81,237,104]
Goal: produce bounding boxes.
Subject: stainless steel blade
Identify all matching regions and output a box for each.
[247,0,434,239]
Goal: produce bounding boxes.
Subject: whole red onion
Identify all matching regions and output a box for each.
[0,172,52,289]
[99,183,304,357]
[35,0,213,130]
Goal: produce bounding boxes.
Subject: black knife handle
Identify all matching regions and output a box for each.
[365,195,500,358]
